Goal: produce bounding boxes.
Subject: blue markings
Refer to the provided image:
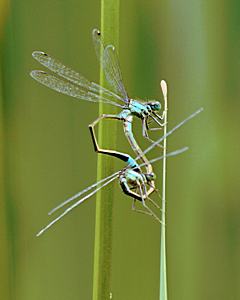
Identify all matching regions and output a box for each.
[125,121,132,132]
[127,156,139,169]
[118,109,131,119]
[129,100,147,117]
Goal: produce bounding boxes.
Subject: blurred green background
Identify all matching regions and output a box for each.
[1,0,240,300]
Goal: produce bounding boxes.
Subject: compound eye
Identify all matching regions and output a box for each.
[154,102,161,111]
[145,172,156,181]
[151,172,156,180]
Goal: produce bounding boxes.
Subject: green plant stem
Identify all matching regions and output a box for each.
[160,80,168,300]
[92,1,119,300]
[0,67,10,300]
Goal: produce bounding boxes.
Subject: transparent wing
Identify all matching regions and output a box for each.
[135,108,204,161]
[32,51,125,105]
[92,29,129,102]
[36,173,119,236]
[30,70,124,108]
[48,171,120,215]
[138,147,189,169]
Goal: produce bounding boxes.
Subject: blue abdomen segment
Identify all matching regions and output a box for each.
[118,109,131,119]
[127,156,140,170]
[106,151,140,171]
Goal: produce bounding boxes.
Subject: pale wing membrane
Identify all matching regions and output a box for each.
[32,51,90,88]
[103,46,129,101]
[48,171,120,215]
[138,147,189,169]
[92,29,129,101]
[32,51,125,105]
[36,174,118,236]
[136,107,204,161]
[30,71,123,108]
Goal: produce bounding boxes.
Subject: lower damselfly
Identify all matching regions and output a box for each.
[36,107,203,236]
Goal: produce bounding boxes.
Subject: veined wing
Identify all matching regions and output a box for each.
[30,70,124,108]
[135,108,204,162]
[138,147,189,169]
[48,171,120,215]
[32,51,126,105]
[36,172,119,236]
[92,29,129,102]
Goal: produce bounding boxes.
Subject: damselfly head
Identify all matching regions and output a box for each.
[146,101,161,112]
[145,172,156,182]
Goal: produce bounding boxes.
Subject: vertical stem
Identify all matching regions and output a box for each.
[92,1,119,300]
[160,80,168,300]
[0,66,11,300]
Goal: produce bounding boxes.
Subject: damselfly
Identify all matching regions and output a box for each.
[30,29,165,192]
[36,107,203,236]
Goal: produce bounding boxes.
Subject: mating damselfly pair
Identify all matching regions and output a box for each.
[31,29,203,236]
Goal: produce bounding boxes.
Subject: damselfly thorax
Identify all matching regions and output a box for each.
[119,168,156,202]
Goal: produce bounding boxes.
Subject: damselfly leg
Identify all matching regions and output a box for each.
[133,180,163,225]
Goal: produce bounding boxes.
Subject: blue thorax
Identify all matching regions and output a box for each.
[129,100,149,117]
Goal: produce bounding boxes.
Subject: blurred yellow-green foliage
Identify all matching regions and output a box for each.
[1,0,240,300]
